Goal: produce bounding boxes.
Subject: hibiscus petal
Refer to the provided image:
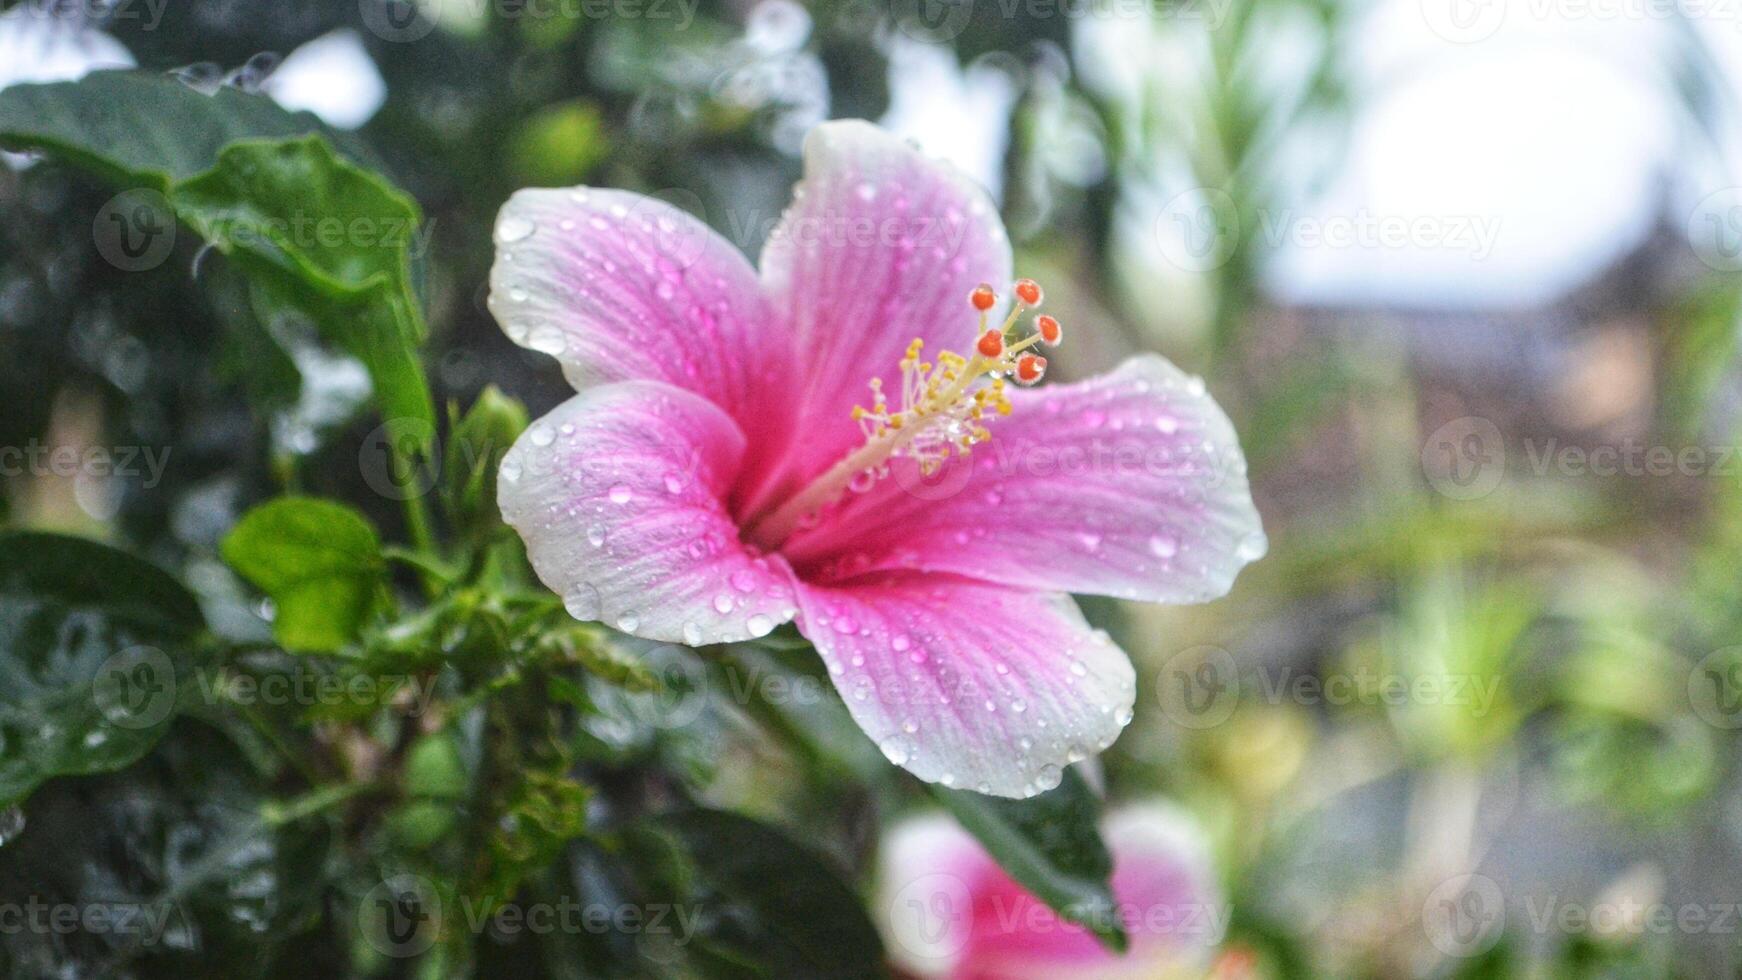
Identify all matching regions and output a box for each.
[1099,804,1225,954]
[781,354,1266,604]
[498,380,798,645]
[488,187,796,464]
[962,805,1223,978]
[792,572,1134,798]
[752,120,1013,509]
[879,806,1223,980]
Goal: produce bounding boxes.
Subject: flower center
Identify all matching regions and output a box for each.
[745,279,1063,550]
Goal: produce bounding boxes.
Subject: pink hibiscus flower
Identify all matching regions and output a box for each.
[879,804,1227,978]
[490,120,1264,797]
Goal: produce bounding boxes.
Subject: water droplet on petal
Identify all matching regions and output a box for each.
[566,583,602,620]
[616,612,640,632]
[1149,533,1178,558]
[713,594,734,614]
[498,216,535,242]
[878,736,910,765]
[682,622,703,646]
[608,484,633,505]
[1035,764,1063,791]
[1235,530,1269,562]
[747,614,775,637]
[528,425,555,447]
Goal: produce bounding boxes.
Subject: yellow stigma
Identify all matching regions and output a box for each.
[743,280,1062,550]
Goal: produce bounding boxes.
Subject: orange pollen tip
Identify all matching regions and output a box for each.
[969,284,997,311]
[1036,314,1062,345]
[1013,278,1042,306]
[976,329,1005,358]
[1016,354,1047,384]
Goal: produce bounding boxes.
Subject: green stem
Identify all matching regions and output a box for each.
[389,441,442,598]
[384,544,456,586]
[261,781,371,827]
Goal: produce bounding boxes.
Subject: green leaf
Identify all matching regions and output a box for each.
[0,74,435,450]
[221,497,385,652]
[0,70,380,190]
[443,385,529,540]
[207,261,304,409]
[0,532,205,807]
[0,723,332,974]
[629,809,889,979]
[175,137,435,448]
[932,768,1128,952]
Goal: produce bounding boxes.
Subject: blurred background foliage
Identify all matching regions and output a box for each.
[4,0,1742,975]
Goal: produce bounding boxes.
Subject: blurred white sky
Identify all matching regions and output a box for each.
[1266,0,1734,309]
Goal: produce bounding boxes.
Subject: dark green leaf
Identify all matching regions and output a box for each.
[0,532,205,807]
[0,70,379,189]
[0,74,434,449]
[628,809,889,979]
[0,723,336,975]
[207,262,303,410]
[932,768,1128,951]
[221,497,384,652]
